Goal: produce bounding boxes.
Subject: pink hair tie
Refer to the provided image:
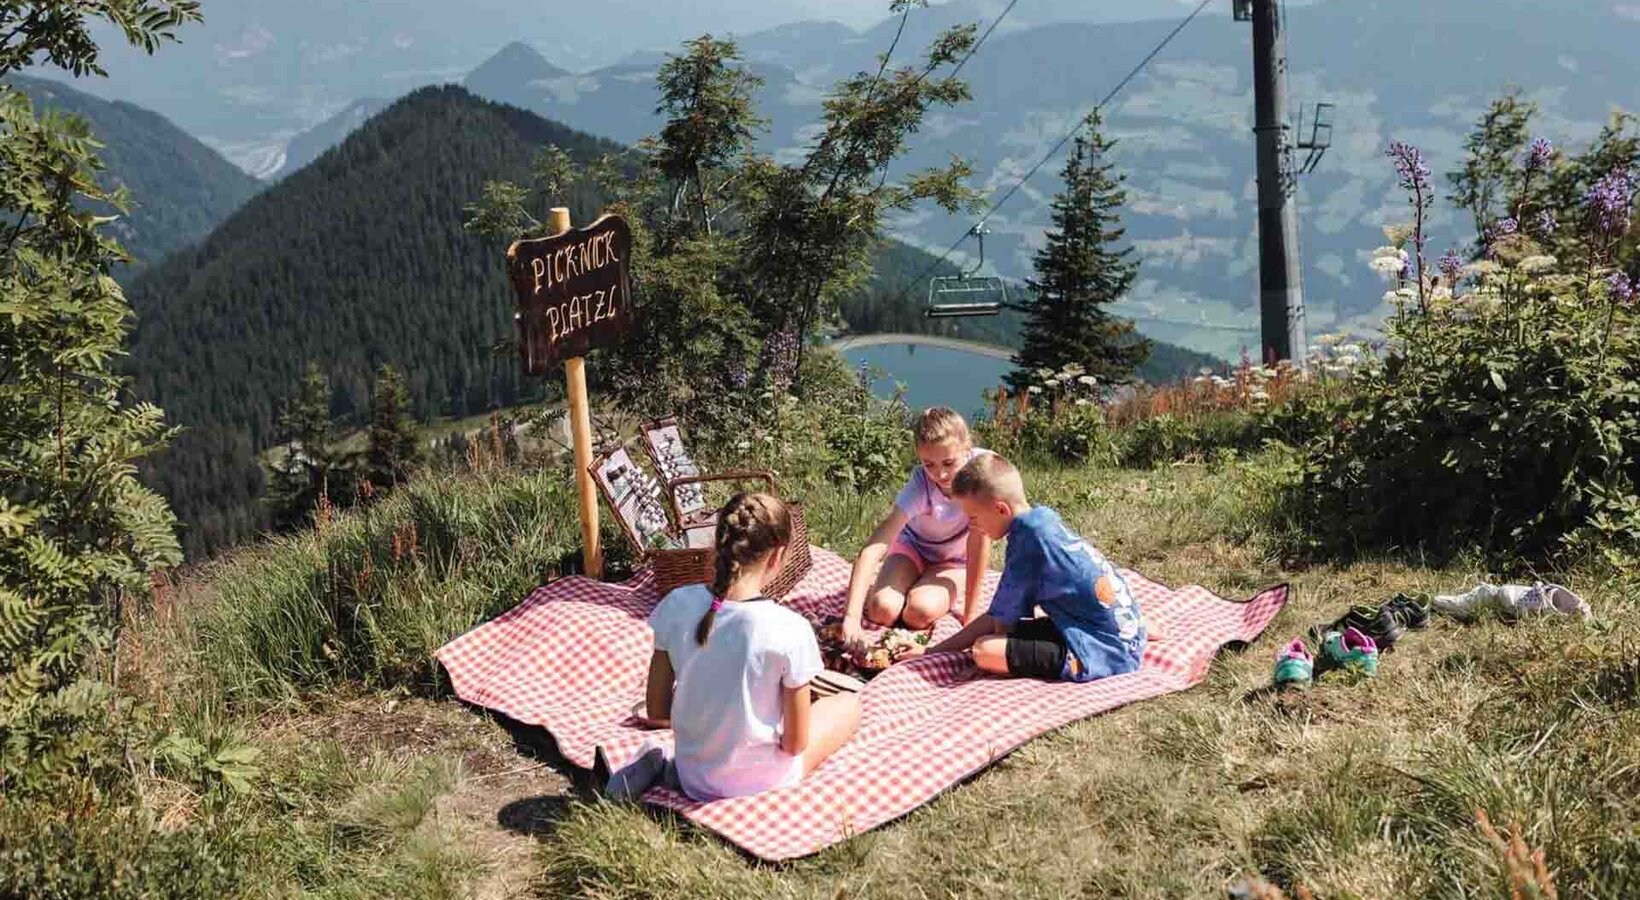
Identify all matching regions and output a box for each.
[710,597,725,613]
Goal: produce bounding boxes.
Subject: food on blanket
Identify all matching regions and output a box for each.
[815,617,932,675]
[857,628,930,670]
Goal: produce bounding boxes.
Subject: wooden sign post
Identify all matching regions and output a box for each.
[507,207,636,580]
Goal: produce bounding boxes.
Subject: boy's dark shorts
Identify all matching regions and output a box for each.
[1004,617,1068,680]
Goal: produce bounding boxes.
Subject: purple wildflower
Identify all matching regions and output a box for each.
[1525,137,1554,172]
[1438,249,1463,283]
[1386,141,1432,194]
[1607,270,1634,305]
[725,354,749,390]
[1535,209,1558,236]
[759,328,800,394]
[1585,169,1633,237]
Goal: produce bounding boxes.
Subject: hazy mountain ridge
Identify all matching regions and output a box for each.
[5,74,263,270]
[270,0,1640,355]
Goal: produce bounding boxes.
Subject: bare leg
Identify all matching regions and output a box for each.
[801,692,862,775]
[864,553,919,628]
[903,565,964,629]
[972,635,1010,674]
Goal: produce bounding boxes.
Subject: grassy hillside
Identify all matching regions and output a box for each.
[123,445,1638,898]
[7,74,262,271]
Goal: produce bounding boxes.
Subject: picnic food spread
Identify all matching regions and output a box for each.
[817,617,931,676]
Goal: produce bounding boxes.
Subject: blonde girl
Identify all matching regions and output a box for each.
[841,407,992,653]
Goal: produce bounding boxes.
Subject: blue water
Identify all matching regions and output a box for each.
[841,343,1013,417]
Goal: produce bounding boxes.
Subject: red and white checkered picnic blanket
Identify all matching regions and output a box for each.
[437,547,1287,860]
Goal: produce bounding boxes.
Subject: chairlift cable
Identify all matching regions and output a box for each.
[815,0,1023,165]
[951,0,1024,79]
[892,0,1214,309]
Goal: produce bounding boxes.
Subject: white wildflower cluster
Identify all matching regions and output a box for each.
[1368,245,1410,278]
[1188,362,1285,407]
[1029,363,1100,406]
[1307,333,1378,380]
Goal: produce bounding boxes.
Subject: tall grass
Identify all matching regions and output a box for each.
[144,466,585,712]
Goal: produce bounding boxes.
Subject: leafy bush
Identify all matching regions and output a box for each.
[0,802,243,900]
[824,404,909,492]
[1289,139,1640,565]
[981,363,1115,464]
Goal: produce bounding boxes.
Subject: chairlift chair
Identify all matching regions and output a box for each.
[1296,102,1335,174]
[925,223,1007,319]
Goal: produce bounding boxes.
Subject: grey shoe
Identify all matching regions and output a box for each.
[597,744,670,802]
[1512,582,1591,619]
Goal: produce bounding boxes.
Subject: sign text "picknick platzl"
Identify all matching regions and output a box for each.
[506,214,635,374]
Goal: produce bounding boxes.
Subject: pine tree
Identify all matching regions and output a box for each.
[1009,112,1149,390]
[267,363,340,528]
[366,363,421,489]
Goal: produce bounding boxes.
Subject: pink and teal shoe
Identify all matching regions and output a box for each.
[1319,626,1379,677]
[1273,639,1315,690]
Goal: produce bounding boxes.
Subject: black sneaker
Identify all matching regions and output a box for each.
[1381,592,1431,631]
[1309,603,1404,652]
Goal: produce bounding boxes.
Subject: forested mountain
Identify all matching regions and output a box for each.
[49,0,1640,357]
[125,86,627,554]
[7,74,262,270]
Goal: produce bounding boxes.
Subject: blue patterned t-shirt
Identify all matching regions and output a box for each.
[988,506,1146,682]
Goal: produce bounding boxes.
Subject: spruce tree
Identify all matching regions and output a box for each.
[267,363,339,528]
[1009,112,1149,390]
[366,363,421,489]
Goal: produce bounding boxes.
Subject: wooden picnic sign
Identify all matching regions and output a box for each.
[506,208,637,580]
[507,212,635,374]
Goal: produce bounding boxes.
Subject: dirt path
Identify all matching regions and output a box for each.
[253,692,574,898]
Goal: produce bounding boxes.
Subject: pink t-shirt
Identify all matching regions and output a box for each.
[892,447,988,564]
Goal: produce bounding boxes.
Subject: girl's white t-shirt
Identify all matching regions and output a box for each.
[649,585,824,801]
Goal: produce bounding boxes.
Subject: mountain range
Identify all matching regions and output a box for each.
[211,0,1640,357]
[69,77,1207,554]
[453,0,1640,357]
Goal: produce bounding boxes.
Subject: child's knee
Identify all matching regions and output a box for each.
[972,636,1009,673]
[865,589,904,626]
[902,589,951,629]
[838,692,862,728]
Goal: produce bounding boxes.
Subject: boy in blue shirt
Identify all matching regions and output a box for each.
[893,453,1147,681]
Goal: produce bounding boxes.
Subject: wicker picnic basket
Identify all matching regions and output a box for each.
[650,470,811,598]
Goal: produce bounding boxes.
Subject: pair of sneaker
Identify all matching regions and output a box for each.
[1304,592,1431,653]
[1431,582,1590,623]
[1273,593,1432,689]
[1273,626,1380,689]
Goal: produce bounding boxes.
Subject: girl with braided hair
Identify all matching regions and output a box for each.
[638,491,861,800]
